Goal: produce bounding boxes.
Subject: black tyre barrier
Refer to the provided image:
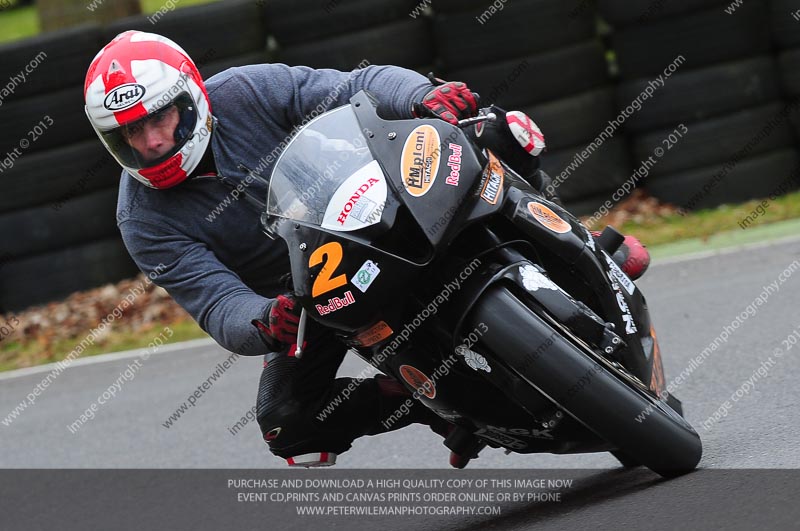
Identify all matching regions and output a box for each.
[520,87,616,151]
[778,48,800,98]
[617,56,780,133]
[770,0,800,49]
[646,148,800,211]
[598,0,728,27]
[632,102,796,177]
[200,51,269,80]
[0,87,95,156]
[0,23,101,103]
[447,41,609,109]
[434,0,596,71]
[611,2,770,79]
[540,137,632,202]
[0,187,119,260]
[0,237,140,312]
[792,109,800,142]
[103,0,266,62]
[278,18,432,71]
[431,0,490,13]
[0,140,116,215]
[265,0,419,46]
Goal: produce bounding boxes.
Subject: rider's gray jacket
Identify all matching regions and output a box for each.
[116,64,431,355]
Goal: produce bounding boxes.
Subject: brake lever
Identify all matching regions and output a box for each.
[294,308,308,358]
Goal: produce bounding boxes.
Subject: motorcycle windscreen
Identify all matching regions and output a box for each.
[267,105,387,232]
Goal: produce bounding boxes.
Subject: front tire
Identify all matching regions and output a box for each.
[470,285,702,478]
[611,450,641,469]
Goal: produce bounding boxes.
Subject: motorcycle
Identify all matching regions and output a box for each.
[258,90,702,477]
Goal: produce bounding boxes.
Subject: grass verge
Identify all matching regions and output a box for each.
[0,320,208,372]
[0,3,37,44]
[600,190,800,248]
[0,0,219,44]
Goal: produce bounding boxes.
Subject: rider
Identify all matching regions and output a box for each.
[85,31,650,467]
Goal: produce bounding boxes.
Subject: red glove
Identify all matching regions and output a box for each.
[413,80,479,125]
[252,294,301,349]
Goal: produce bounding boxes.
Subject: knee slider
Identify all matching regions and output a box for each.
[257,398,321,457]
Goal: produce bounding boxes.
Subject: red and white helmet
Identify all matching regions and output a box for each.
[84,31,213,189]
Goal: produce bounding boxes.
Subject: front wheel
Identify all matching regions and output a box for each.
[470,285,702,478]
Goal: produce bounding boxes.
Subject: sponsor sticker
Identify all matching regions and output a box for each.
[352,260,380,293]
[315,290,356,316]
[347,195,377,223]
[610,277,638,335]
[104,83,146,111]
[479,151,504,205]
[337,178,379,225]
[456,346,491,373]
[400,125,441,197]
[475,428,527,450]
[353,321,393,347]
[399,365,436,399]
[604,252,635,295]
[519,265,559,292]
[527,202,571,234]
[485,424,554,439]
[321,161,388,232]
[446,143,462,186]
[584,227,596,251]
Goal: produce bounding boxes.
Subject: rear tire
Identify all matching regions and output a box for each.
[471,285,702,478]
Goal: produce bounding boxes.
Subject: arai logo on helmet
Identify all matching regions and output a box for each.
[103,83,146,111]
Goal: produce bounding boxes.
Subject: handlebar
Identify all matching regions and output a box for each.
[457,112,496,128]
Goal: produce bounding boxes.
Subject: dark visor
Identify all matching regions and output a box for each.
[100,92,198,169]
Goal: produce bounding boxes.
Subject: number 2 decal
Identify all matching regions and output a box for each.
[309,241,347,297]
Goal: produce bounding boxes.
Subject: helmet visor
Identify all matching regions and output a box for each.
[99,92,198,170]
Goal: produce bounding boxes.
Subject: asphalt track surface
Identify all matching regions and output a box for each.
[2,238,800,529]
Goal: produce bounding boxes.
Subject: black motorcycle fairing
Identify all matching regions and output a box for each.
[498,187,657,386]
[350,91,489,248]
[278,224,434,333]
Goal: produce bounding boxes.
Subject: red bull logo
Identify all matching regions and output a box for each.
[315,291,356,315]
